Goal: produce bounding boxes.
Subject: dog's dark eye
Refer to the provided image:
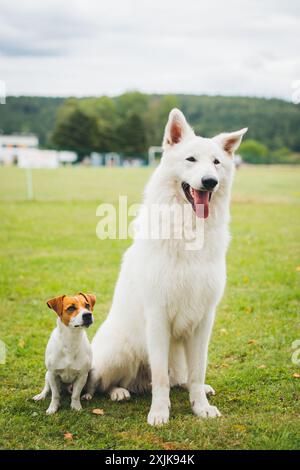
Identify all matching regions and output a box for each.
[67,305,76,313]
[85,303,90,310]
[186,157,196,162]
[214,158,220,165]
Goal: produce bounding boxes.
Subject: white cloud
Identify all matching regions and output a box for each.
[0,0,299,99]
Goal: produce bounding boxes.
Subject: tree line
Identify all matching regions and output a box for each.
[1,93,299,163]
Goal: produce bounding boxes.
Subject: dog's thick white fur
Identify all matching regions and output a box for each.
[87,109,247,425]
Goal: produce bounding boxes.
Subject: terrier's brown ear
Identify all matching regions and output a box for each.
[78,293,96,311]
[46,295,65,316]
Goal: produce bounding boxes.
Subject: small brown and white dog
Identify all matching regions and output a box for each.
[33,292,96,414]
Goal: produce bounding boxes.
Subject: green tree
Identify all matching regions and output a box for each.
[239,139,269,164]
[116,92,149,119]
[52,108,99,160]
[4,94,300,160]
[117,113,147,156]
[146,95,179,146]
[56,97,119,153]
[271,147,290,163]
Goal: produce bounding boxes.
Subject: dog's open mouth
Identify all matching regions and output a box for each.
[74,323,92,329]
[182,182,212,219]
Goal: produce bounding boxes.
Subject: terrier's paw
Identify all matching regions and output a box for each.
[71,400,82,411]
[46,403,59,415]
[33,392,47,402]
[147,406,169,426]
[192,403,221,418]
[204,384,216,396]
[110,387,131,402]
[81,393,93,401]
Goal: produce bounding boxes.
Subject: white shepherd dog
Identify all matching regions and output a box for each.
[86,109,247,425]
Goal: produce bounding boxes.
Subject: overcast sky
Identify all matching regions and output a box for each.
[0,0,299,99]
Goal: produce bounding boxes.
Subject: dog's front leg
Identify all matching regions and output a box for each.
[185,313,221,418]
[146,314,170,426]
[71,372,88,411]
[46,372,61,415]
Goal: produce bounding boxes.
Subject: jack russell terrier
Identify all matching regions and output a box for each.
[33,292,96,414]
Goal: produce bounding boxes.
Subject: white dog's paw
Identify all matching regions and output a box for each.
[33,392,46,401]
[192,403,221,418]
[110,387,131,402]
[147,406,170,426]
[46,403,59,415]
[81,393,93,401]
[71,400,82,411]
[204,384,216,396]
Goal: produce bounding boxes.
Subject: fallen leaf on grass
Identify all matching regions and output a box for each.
[248,339,257,345]
[64,433,73,441]
[244,306,253,314]
[295,266,300,272]
[18,339,25,348]
[233,425,246,433]
[292,373,300,378]
[92,408,104,415]
[257,364,267,369]
[163,442,177,450]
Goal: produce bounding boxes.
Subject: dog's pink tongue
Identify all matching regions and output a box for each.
[193,190,209,218]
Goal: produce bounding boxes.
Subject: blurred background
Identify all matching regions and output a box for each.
[0,0,299,170]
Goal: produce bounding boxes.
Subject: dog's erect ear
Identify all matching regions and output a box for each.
[47,295,65,316]
[163,108,194,149]
[214,128,248,157]
[78,293,96,311]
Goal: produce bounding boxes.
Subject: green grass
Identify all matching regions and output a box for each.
[0,165,299,450]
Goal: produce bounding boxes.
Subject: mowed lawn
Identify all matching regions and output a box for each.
[0,165,299,450]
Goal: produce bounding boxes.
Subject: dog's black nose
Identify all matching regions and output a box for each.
[202,176,218,190]
[82,312,92,323]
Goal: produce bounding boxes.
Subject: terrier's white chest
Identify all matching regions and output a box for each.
[56,367,81,384]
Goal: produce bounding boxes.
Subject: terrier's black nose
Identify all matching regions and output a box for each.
[82,312,92,322]
[202,176,218,190]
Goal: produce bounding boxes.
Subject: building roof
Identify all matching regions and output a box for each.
[0,135,38,147]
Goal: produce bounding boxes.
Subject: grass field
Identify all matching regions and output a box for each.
[0,165,299,450]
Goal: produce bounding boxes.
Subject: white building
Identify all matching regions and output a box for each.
[0,134,39,166]
[0,134,38,149]
[58,151,77,165]
[18,149,59,169]
[0,134,77,167]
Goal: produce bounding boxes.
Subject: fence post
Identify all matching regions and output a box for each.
[26,167,33,200]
